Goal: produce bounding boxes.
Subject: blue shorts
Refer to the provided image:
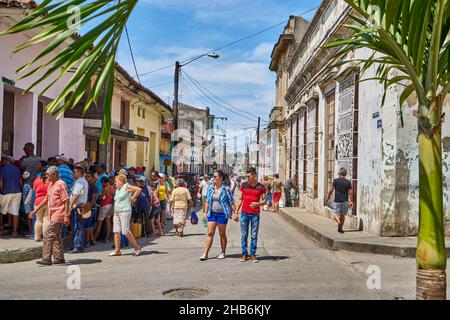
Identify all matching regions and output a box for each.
[334,202,349,216]
[207,211,228,225]
[160,200,167,210]
[83,208,96,228]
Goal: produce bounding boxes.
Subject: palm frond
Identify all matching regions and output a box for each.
[0,0,139,143]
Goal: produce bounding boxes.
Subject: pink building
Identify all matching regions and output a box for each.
[0,1,86,161]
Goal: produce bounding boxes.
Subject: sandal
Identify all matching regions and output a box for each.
[108,251,122,257]
[133,247,142,256]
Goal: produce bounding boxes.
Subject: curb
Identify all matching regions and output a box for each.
[0,236,73,264]
[278,209,450,258]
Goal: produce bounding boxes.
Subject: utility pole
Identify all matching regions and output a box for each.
[172,61,181,175]
[256,116,260,175]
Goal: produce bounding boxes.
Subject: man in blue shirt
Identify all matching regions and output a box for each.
[57,156,74,195]
[96,164,108,192]
[0,156,23,237]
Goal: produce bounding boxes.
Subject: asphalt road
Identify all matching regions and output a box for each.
[1,208,447,300]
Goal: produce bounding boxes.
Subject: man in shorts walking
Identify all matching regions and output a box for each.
[327,168,354,233]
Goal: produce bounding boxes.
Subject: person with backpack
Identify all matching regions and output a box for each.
[200,170,235,261]
[233,167,267,263]
[327,168,354,234]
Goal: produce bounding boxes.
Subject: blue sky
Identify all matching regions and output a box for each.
[116,0,321,129]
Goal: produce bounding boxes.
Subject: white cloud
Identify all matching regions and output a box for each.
[250,42,274,61]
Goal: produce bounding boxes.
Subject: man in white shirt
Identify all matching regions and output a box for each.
[69,166,89,254]
[198,174,210,213]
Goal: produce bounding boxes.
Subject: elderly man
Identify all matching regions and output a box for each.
[32,166,70,266]
[0,156,23,237]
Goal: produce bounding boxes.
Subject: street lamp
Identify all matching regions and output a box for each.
[172,52,220,174]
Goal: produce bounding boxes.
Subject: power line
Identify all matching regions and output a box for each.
[138,6,320,77]
[183,72,257,122]
[183,70,268,122]
[125,26,141,83]
[183,71,269,123]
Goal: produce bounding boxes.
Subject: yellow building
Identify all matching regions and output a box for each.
[84,64,172,175]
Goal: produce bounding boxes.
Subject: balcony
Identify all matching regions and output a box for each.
[268,106,284,129]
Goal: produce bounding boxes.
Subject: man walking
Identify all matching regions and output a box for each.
[69,167,89,253]
[0,156,23,237]
[327,168,354,233]
[271,174,283,212]
[33,166,70,265]
[234,167,267,263]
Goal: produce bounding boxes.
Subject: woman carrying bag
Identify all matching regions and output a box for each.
[200,170,235,261]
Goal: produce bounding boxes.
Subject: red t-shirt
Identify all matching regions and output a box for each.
[240,181,266,214]
[33,176,50,207]
[100,185,114,207]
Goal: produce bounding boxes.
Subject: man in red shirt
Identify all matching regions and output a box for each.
[234,167,267,263]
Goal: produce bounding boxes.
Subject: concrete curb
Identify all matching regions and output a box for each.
[278,208,450,258]
[0,237,73,264]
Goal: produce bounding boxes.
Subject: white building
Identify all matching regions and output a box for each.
[269,0,450,236]
[0,0,85,160]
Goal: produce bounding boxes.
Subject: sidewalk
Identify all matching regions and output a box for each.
[279,207,450,258]
[0,232,72,263]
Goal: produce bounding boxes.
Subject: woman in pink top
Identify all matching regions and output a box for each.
[28,164,50,241]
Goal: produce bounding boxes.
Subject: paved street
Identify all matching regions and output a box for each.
[2,209,447,300]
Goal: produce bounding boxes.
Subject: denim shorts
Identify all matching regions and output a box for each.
[160,200,167,210]
[150,206,161,219]
[334,202,349,216]
[83,208,96,228]
[207,211,228,225]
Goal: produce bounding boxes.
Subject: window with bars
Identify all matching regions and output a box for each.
[337,71,359,215]
[298,110,307,192]
[326,91,336,207]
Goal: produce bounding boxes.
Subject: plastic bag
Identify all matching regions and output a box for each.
[190,211,199,225]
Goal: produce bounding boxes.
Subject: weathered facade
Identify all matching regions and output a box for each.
[272,0,450,236]
[176,103,214,174]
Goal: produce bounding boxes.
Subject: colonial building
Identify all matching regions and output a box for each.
[270,0,450,236]
[0,0,85,161]
[268,16,310,182]
[84,64,172,174]
[176,103,214,174]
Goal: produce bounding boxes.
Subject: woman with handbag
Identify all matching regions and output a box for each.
[200,170,235,261]
[109,173,142,257]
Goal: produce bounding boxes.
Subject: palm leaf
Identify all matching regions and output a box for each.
[0,0,138,143]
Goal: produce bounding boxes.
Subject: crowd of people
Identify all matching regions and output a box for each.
[2,141,333,265]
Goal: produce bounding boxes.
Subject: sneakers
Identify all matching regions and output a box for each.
[240,255,248,262]
[69,249,84,254]
[217,253,226,259]
[200,253,208,261]
[90,240,96,246]
[132,248,142,257]
[52,259,66,265]
[250,255,258,263]
[36,259,52,266]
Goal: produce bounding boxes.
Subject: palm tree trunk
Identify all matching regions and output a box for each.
[416,109,447,300]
